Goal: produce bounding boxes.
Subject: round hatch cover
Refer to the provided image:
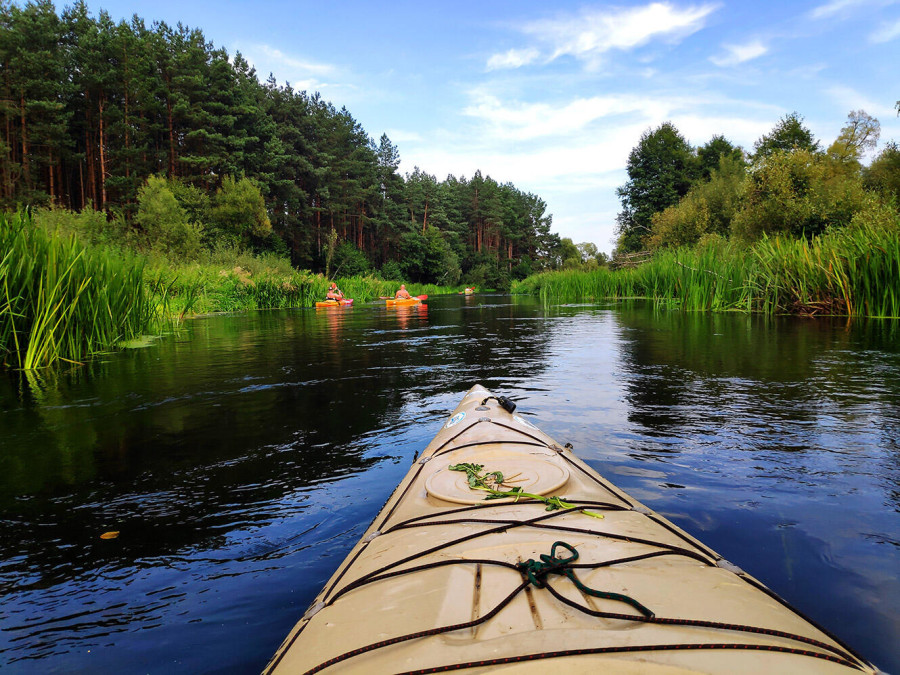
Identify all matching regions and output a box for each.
[425,456,570,505]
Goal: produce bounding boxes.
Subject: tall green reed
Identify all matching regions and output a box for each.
[1,212,151,369]
[513,208,900,318]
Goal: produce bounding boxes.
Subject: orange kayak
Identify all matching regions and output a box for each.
[385,297,421,306]
[315,299,354,308]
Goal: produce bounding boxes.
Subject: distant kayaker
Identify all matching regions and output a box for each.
[326,282,343,301]
[395,285,411,299]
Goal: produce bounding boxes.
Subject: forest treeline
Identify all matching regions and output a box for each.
[0,1,560,288]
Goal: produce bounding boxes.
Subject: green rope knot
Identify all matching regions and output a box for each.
[516,541,579,588]
[516,541,655,618]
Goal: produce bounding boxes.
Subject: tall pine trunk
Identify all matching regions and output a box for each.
[20,93,29,188]
[48,149,54,202]
[98,92,107,210]
[167,95,176,176]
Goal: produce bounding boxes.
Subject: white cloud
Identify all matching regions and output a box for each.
[710,40,768,66]
[254,45,335,76]
[523,2,719,63]
[870,17,900,42]
[810,0,867,18]
[238,44,341,93]
[825,85,897,117]
[461,93,670,141]
[809,0,899,18]
[486,48,541,71]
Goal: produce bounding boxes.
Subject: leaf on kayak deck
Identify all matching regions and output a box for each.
[449,463,604,518]
[100,531,120,539]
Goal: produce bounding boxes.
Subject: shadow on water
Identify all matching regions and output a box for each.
[0,296,898,672]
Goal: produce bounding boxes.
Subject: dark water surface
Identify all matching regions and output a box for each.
[1,295,898,673]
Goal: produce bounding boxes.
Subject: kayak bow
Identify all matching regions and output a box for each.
[266,385,876,675]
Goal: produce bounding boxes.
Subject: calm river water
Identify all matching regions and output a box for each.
[1,294,898,673]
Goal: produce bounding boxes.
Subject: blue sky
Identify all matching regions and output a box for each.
[88,0,900,252]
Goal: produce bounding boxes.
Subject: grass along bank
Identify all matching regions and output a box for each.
[1,212,152,369]
[513,201,900,318]
[146,254,457,317]
[2,212,460,369]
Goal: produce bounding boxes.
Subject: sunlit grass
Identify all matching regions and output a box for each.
[513,206,900,318]
[1,212,152,369]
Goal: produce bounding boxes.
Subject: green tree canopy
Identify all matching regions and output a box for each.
[864,141,900,200]
[208,175,271,247]
[135,175,202,256]
[697,134,744,179]
[753,112,820,159]
[732,149,865,240]
[826,110,880,165]
[616,122,697,253]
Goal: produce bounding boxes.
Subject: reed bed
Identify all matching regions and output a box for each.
[513,207,900,318]
[1,212,152,369]
[515,245,759,312]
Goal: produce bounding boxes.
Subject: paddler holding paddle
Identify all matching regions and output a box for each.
[325,282,343,302]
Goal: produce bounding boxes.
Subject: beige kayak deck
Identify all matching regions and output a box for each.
[265,385,877,674]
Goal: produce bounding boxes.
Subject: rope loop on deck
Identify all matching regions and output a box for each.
[516,541,655,618]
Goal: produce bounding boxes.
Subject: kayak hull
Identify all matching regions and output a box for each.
[315,299,354,308]
[265,385,875,675]
[385,297,421,306]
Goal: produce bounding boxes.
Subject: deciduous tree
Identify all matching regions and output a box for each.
[616,122,697,253]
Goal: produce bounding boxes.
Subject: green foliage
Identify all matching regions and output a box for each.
[616,122,697,252]
[33,205,129,248]
[380,260,403,281]
[208,175,271,248]
[826,110,880,166]
[332,241,370,277]
[732,149,866,240]
[1,211,151,369]
[697,134,745,179]
[515,200,900,318]
[447,463,604,517]
[649,155,746,249]
[135,176,204,258]
[864,141,900,200]
[169,179,211,227]
[398,228,461,285]
[753,112,820,159]
[0,3,554,282]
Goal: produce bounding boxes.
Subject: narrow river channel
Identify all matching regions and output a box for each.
[1,294,898,673]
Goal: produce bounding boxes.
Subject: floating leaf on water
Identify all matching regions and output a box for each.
[100,531,120,539]
[117,335,160,349]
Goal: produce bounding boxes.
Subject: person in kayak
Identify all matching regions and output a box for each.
[325,282,343,302]
[395,285,412,299]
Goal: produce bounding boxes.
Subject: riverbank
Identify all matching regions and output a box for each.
[513,200,900,317]
[143,255,455,317]
[1,212,459,369]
